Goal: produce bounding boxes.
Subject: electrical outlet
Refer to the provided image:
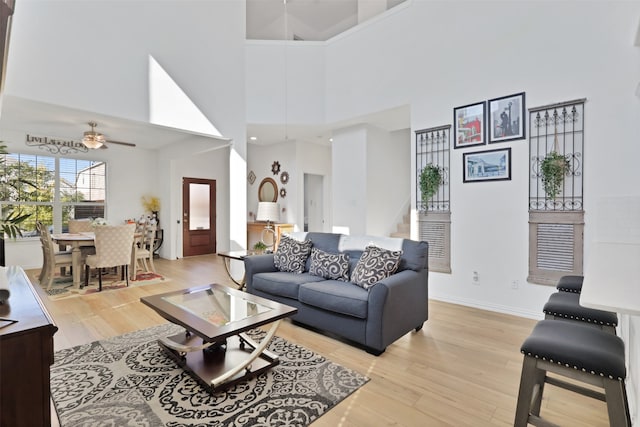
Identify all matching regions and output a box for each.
[472,271,480,285]
[511,280,519,289]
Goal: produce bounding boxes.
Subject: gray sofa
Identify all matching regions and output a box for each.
[244,232,429,355]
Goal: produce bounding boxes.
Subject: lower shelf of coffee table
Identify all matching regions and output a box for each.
[159,332,278,392]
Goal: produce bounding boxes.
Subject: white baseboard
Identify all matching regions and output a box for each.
[430,295,544,320]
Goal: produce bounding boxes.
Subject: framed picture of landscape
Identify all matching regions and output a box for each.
[463,147,511,183]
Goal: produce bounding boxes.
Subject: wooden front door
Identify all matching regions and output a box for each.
[182,177,216,257]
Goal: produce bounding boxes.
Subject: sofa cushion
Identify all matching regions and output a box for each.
[309,248,350,281]
[399,239,429,272]
[274,234,312,273]
[299,281,369,319]
[253,271,325,299]
[351,245,402,290]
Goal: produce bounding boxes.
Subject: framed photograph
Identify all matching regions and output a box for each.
[453,101,486,148]
[488,92,525,143]
[463,147,511,183]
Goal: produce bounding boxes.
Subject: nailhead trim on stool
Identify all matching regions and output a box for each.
[543,291,618,327]
[556,274,584,293]
[514,320,630,427]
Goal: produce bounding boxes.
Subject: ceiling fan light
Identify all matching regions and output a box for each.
[82,131,104,149]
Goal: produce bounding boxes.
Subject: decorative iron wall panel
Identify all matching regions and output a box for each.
[415,125,450,212]
[529,99,585,211]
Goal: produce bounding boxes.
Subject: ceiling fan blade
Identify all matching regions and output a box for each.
[106,139,136,148]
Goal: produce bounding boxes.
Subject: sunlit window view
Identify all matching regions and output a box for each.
[0,153,106,235]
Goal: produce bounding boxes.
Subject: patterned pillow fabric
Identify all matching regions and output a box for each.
[351,245,403,290]
[309,248,350,281]
[274,234,313,273]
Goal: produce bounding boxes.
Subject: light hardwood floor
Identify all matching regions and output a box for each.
[31,255,610,426]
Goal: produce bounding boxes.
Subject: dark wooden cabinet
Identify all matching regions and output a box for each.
[0,266,58,427]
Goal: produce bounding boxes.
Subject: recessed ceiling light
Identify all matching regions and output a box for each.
[249,136,257,141]
[329,138,333,142]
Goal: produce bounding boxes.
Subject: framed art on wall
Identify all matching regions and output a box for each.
[488,92,525,143]
[463,147,511,183]
[453,101,486,149]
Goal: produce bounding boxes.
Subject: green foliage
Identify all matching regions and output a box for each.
[0,143,33,238]
[253,241,268,253]
[419,164,442,206]
[540,151,570,200]
[0,209,30,239]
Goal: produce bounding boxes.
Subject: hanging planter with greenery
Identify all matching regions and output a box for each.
[419,164,442,209]
[540,151,570,200]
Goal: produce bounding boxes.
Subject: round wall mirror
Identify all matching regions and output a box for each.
[258,177,278,202]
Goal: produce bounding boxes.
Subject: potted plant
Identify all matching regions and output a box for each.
[540,151,570,200]
[253,241,267,254]
[419,164,442,209]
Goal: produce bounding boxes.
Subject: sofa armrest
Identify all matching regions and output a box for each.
[365,268,429,351]
[244,254,277,292]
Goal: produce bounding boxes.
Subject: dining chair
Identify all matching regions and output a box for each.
[131,223,157,280]
[84,223,135,291]
[68,219,94,233]
[66,219,97,258]
[37,221,73,290]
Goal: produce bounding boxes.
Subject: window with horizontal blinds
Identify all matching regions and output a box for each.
[0,153,106,236]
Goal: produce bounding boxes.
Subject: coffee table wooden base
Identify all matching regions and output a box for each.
[158,319,282,391]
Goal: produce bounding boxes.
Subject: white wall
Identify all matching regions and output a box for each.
[295,141,332,232]
[366,127,410,236]
[323,0,640,312]
[246,41,325,125]
[331,125,368,234]
[246,141,297,225]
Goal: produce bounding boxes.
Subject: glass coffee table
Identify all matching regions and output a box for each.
[141,283,297,391]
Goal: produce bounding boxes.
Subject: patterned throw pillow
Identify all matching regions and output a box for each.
[274,234,312,273]
[351,245,403,290]
[309,248,350,281]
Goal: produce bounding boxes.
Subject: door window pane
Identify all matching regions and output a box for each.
[189,183,210,230]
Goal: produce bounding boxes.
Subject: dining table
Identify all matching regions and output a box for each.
[51,231,142,289]
[50,232,96,289]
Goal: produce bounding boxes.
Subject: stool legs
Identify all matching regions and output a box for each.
[515,355,631,427]
[514,356,546,427]
[604,379,631,427]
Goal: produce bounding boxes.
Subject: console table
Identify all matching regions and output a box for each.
[247,222,293,251]
[0,266,58,427]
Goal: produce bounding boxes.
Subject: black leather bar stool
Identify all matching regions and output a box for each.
[556,275,583,293]
[515,320,631,427]
[543,291,618,334]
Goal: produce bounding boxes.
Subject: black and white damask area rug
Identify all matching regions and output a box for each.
[51,324,369,427]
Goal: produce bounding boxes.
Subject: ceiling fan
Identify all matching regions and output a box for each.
[82,121,136,149]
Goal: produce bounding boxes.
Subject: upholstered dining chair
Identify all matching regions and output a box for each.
[37,221,73,290]
[131,223,157,280]
[84,223,135,291]
[68,219,94,233]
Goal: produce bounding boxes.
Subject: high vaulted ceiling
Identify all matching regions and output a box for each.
[0,0,409,151]
[247,0,406,41]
